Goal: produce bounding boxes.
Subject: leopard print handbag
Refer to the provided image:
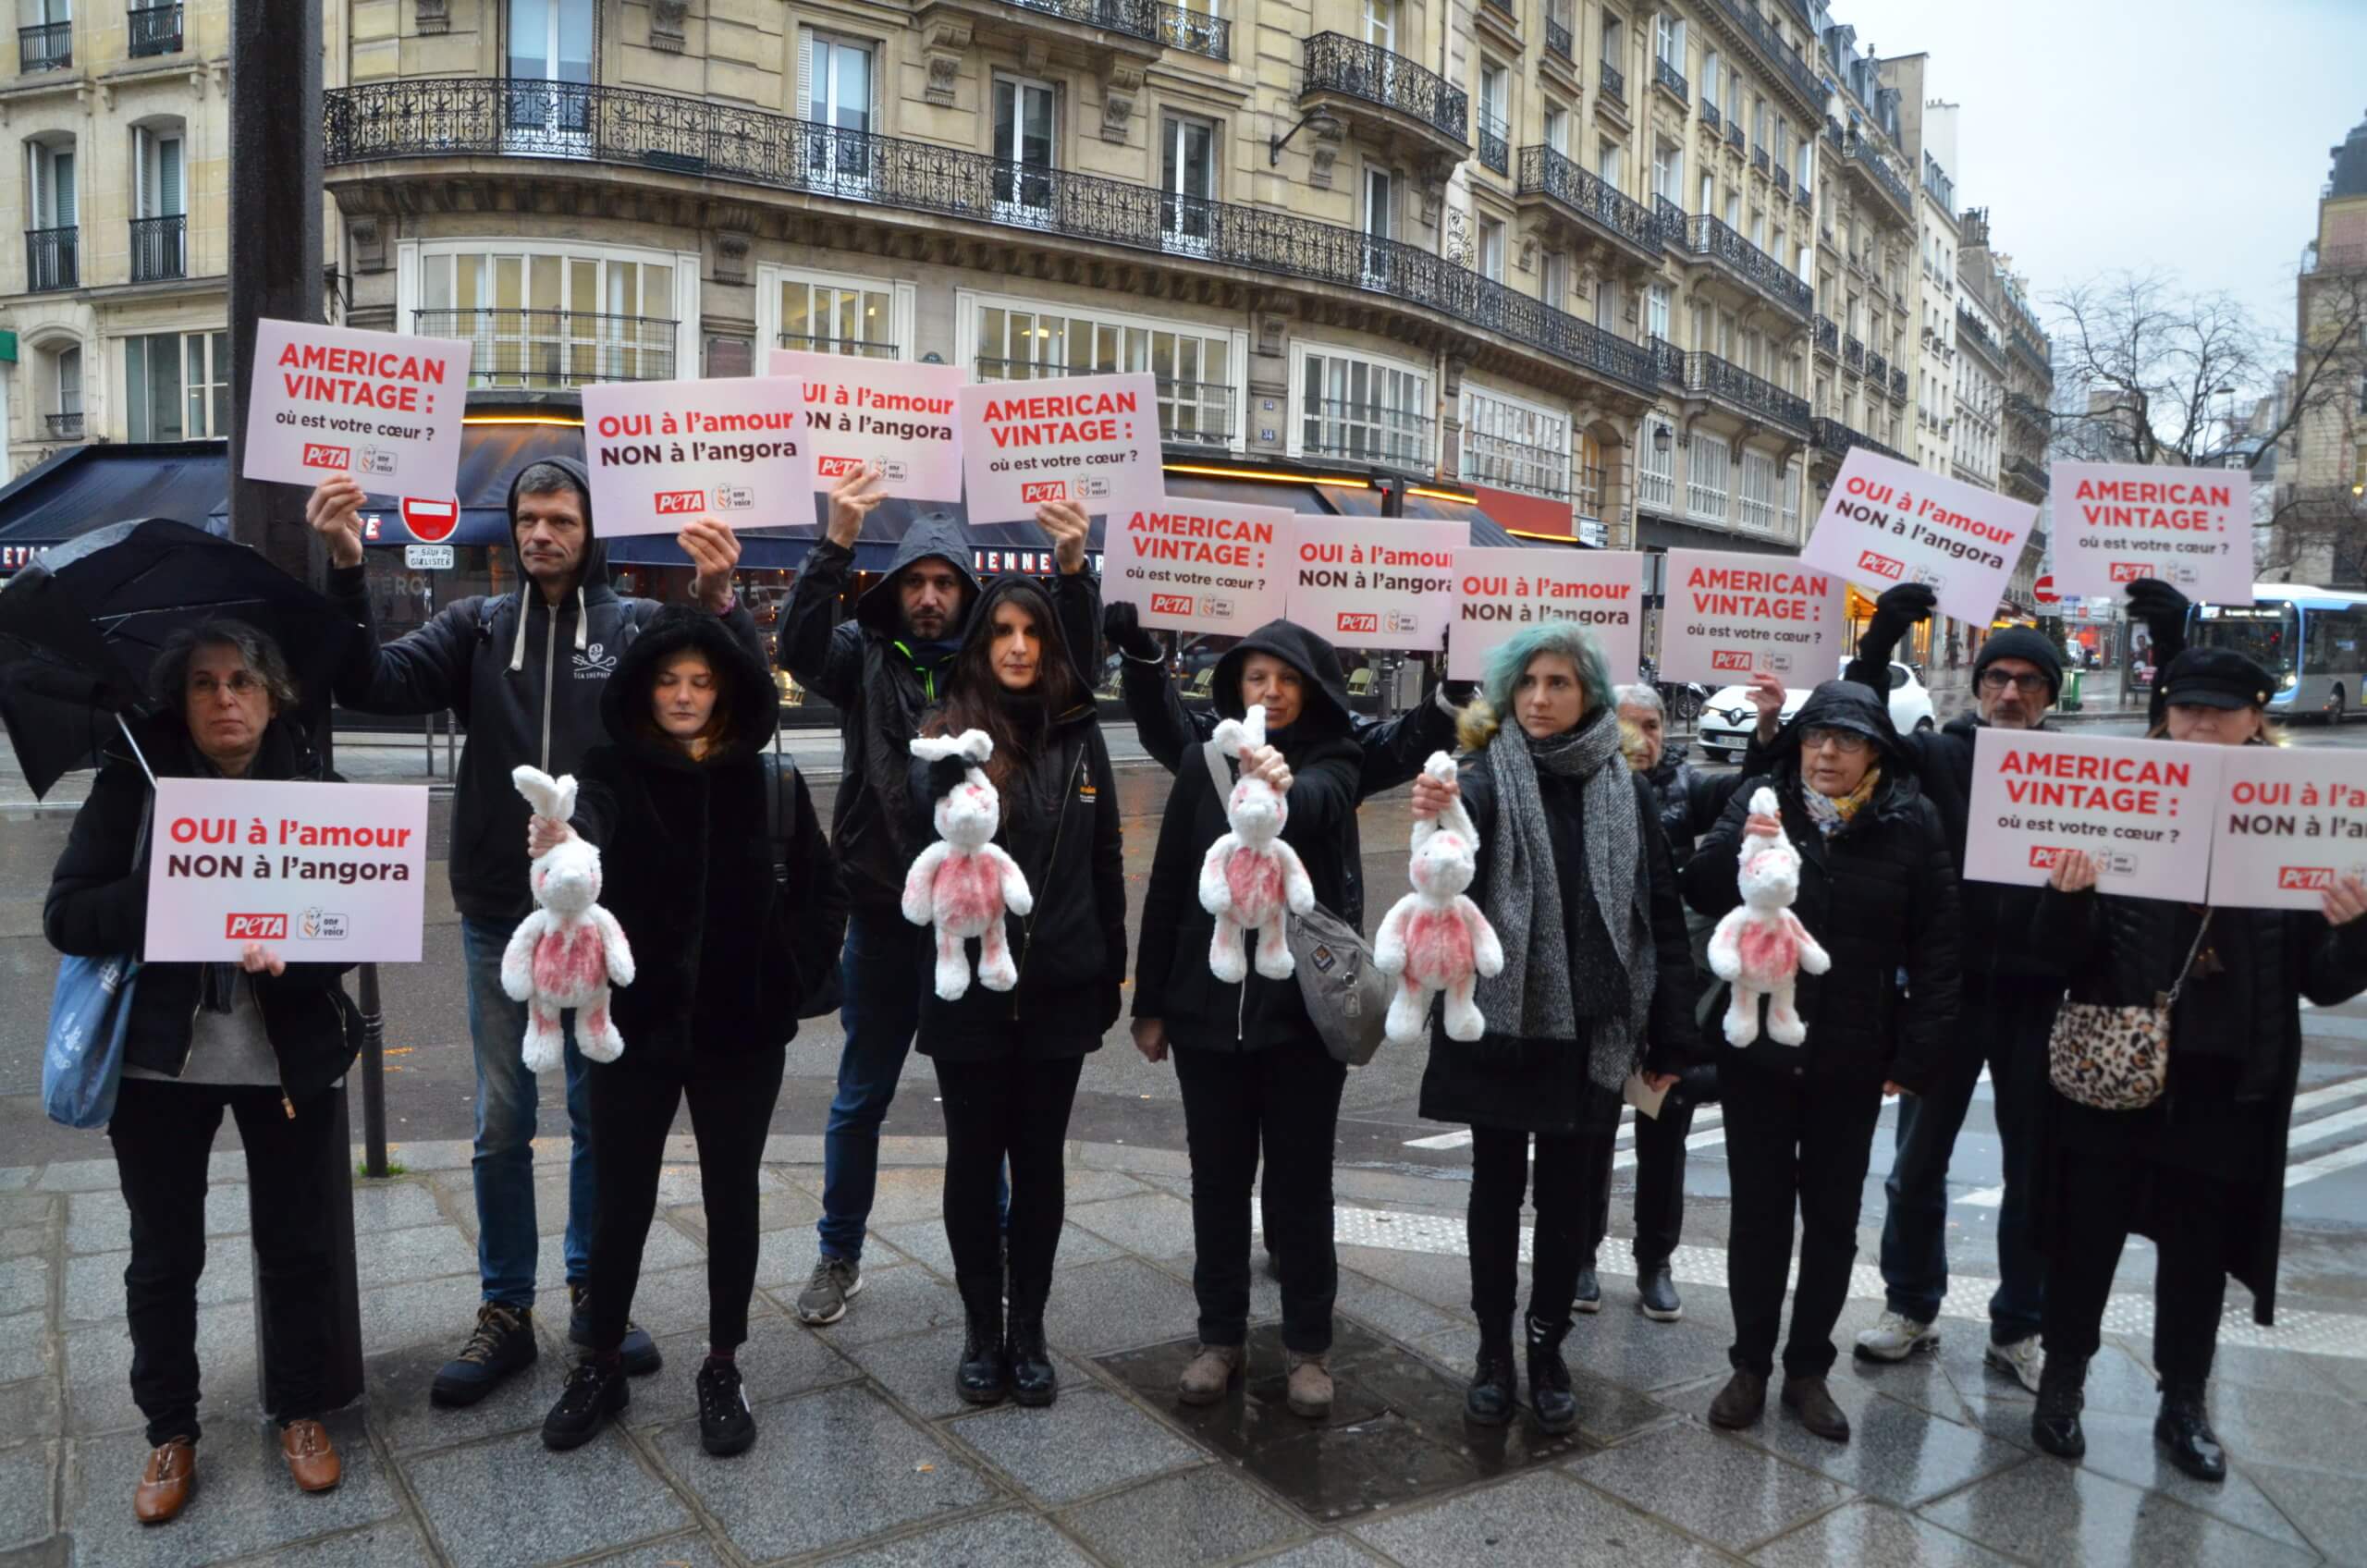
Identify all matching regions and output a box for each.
[2046,913,2213,1111]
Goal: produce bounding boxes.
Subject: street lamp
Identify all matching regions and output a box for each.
[1652,423,1673,455]
[1270,108,1343,165]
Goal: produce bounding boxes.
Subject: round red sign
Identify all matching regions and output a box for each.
[400,496,460,545]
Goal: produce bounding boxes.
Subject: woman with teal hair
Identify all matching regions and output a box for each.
[1410,621,1700,1434]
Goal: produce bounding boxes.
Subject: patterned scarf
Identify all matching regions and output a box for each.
[1800,763,1883,839]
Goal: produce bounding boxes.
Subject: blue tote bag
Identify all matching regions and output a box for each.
[41,801,150,1130]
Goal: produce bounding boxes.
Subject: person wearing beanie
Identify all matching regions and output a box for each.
[1971,627,2064,704]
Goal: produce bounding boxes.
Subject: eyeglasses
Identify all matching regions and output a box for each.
[188,671,262,696]
[1800,726,1871,755]
[1978,669,2051,696]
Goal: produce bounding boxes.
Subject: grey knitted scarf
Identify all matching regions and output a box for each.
[1474,708,1655,1090]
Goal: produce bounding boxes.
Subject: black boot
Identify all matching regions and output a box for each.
[2155,1378,2226,1482]
[2030,1353,2087,1459]
[955,1275,1008,1406]
[1525,1314,1578,1436]
[1006,1280,1057,1409]
[1466,1326,1517,1427]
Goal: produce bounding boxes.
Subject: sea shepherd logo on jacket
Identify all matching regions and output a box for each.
[572,642,619,680]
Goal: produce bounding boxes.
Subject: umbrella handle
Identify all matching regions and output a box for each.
[114,712,156,789]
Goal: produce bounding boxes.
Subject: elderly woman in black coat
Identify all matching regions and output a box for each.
[2034,647,2367,1481]
[1682,678,1960,1446]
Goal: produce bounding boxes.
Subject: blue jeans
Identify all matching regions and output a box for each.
[816,915,930,1262]
[1875,972,2054,1344]
[460,916,596,1307]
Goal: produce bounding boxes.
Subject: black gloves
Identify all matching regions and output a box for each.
[1103,600,1162,662]
[2125,579,2191,658]
[1858,583,1937,666]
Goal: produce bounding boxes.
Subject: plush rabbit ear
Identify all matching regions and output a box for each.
[1240,704,1267,751]
[1210,717,1249,758]
[910,729,995,766]
[1415,750,1479,850]
[512,765,565,819]
[1748,786,1779,818]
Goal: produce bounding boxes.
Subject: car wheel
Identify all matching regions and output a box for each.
[2332,686,2347,727]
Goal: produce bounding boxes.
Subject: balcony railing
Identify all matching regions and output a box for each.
[1519,144,1661,257]
[1544,17,1572,59]
[1670,213,1814,317]
[1478,113,1508,175]
[1813,314,1838,357]
[778,332,899,359]
[1795,182,1810,211]
[977,358,1236,447]
[18,19,67,71]
[129,214,186,282]
[1302,397,1434,472]
[1701,102,1721,132]
[1674,350,1811,433]
[1845,136,1913,217]
[1843,335,1863,372]
[990,0,1230,59]
[1891,367,1907,400]
[1703,0,1824,112]
[128,2,181,56]
[1464,435,1578,501]
[44,412,81,440]
[1867,349,1888,385]
[1956,307,1997,358]
[414,307,678,386]
[24,226,76,292]
[1810,417,1904,464]
[1303,32,1466,144]
[1726,119,1744,151]
[331,80,1660,397]
[2003,453,2047,492]
[1599,56,1624,104]
[2004,391,2048,431]
[2010,330,2051,379]
[1751,144,1770,178]
[1773,166,1790,196]
[1652,57,1687,104]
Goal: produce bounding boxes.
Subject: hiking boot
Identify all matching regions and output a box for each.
[1782,1375,1851,1442]
[1854,1310,1938,1363]
[568,1282,662,1377]
[1637,1263,1683,1323]
[541,1359,628,1451]
[431,1302,537,1407]
[1177,1343,1245,1406]
[2155,1380,2227,1483]
[1708,1370,1767,1429]
[956,1276,1008,1406]
[1285,1352,1333,1418]
[1985,1335,2045,1394]
[2031,1353,2087,1460]
[796,1256,862,1326]
[1008,1307,1057,1409]
[133,1436,195,1525]
[1525,1315,1578,1435]
[278,1419,340,1493]
[695,1359,755,1457]
[1572,1265,1601,1315]
[1465,1333,1517,1427]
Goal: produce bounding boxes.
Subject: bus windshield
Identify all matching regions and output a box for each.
[2190,603,2298,677]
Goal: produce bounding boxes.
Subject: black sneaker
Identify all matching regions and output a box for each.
[569,1282,663,1377]
[1637,1263,1683,1323]
[541,1359,628,1451]
[431,1302,537,1407]
[696,1360,755,1457]
[1572,1266,1601,1316]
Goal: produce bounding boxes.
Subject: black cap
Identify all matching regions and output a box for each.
[1972,628,2063,699]
[2161,647,2275,711]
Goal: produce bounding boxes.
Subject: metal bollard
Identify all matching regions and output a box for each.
[359,962,388,1178]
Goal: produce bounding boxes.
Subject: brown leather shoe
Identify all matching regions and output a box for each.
[1284,1352,1333,1417]
[1177,1343,1245,1406]
[1782,1376,1852,1443]
[280,1419,342,1492]
[134,1437,195,1525]
[1707,1370,1767,1429]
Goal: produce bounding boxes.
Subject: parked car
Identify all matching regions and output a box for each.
[1695,659,1936,764]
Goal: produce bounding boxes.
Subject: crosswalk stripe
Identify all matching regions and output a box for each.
[2288,1140,2367,1189]
[1402,1102,1726,1155]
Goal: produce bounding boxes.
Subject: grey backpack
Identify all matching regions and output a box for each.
[1201,739,1392,1066]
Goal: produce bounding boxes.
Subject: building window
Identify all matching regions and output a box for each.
[124,328,227,442]
[1699,172,1713,216]
[1653,140,1682,206]
[1160,114,1216,253]
[1597,140,1624,192]
[1647,283,1671,343]
[504,0,595,145]
[780,276,895,357]
[991,77,1057,227]
[1701,48,1721,110]
[1654,10,1684,67]
[416,245,681,384]
[47,342,80,435]
[1686,432,1730,520]
[1637,422,1675,511]
[1540,251,1567,308]
[1739,447,1776,531]
[1781,459,1800,536]
[1364,0,1395,52]
[1544,104,1569,155]
[1478,217,1504,283]
[975,296,1238,448]
[1462,386,1572,499]
[1295,346,1432,471]
[1478,62,1508,161]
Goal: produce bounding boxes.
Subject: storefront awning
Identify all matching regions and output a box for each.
[0,441,230,571]
[1635,516,1799,556]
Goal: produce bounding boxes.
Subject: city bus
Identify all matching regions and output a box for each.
[2189,582,2367,723]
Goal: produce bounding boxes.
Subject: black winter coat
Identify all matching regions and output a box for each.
[1131,620,1363,1053]
[1638,749,1745,864]
[1417,730,1703,1136]
[2032,884,2367,1325]
[1683,682,1961,1090]
[43,715,362,1096]
[570,610,845,1070]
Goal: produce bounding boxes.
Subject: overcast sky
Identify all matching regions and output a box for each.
[1836,0,2367,343]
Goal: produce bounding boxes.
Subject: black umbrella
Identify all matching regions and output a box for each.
[0,518,354,797]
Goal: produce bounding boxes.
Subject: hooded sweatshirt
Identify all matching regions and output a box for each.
[327,456,766,923]
[778,515,1102,925]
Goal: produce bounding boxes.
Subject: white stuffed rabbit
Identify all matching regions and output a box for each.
[1198,704,1317,983]
[501,766,633,1071]
[901,729,1034,1001]
[1374,753,1505,1045]
[1705,786,1831,1047]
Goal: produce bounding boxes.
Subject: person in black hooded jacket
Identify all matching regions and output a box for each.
[1683,679,1960,1445]
[903,573,1124,1412]
[526,606,843,1459]
[1128,619,1363,1419]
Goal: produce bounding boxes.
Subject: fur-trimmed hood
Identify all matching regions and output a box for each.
[596,605,779,768]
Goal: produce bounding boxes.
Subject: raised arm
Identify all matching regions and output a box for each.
[1355,682,1462,799]
[779,542,863,707]
[1109,603,1210,773]
[324,566,482,717]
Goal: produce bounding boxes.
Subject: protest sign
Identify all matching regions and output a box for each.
[1104,499,1292,637]
[2205,749,2367,910]
[242,319,471,501]
[1447,548,1646,681]
[958,373,1162,523]
[767,349,965,504]
[1800,447,2039,625]
[1657,549,1846,683]
[2049,460,2254,603]
[581,378,807,539]
[1283,517,1468,650]
[1965,729,2221,901]
[144,778,430,963]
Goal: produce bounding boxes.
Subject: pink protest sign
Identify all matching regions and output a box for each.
[767,349,965,504]
[957,373,1162,523]
[1656,549,1846,684]
[1800,447,2038,624]
[1283,517,1468,651]
[2050,461,2254,603]
[242,319,471,500]
[1447,548,1647,681]
[580,377,808,538]
[1104,499,1292,637]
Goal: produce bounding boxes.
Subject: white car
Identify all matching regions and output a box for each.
[1695,660,1937,765]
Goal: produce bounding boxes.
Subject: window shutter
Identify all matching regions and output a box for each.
[798,29,816,121]
[160,135,182,217]
[53,148,74,227]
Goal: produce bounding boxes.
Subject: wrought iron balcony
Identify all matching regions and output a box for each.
[128,2,180,56]
[1669,213,1814,317]
[1518,144,1661,260]
[778,332,899,359]
[1867,349,1887,385]
[24,226,75,292]
[977,358,1236,447]
[414,307,679,386]
[44,412,81,440]
[1844,135,1912,218]
[1813,314,1838,357]
[976,0,1231,59]
[1652,194,1685,251]
[1652,57,1687,104]
[1795,182,1811,211]
[1478,113,1508,176]
[2003,453,2047,493]
[1301,397,1434,472]
[1676,350,1811,434]
[18,19,67,71]
[1726,119,1744,151]
[1600,56,1624,104]
[1648,335,1685,386]
[1703,0,1825,112]
[1774,166,1790,195]
[129,214,185,282]
[1701,102,1722,132]
[1890,366,1907,400]
[1464,435,1580,501]
[2010,330,2052,380]
[1751,144,1770,178]
[1303,32,1466,145]
[2004,391,2048,432]
[1955,309,2000,358]
[1843,335,1863,372]
[1810,418,1904,465]
[325,80,1659,398]
[1544,17,1572,59]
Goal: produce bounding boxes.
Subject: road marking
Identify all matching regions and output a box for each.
[2288,1140,2367,1189]
[1404,1104,1727,1158]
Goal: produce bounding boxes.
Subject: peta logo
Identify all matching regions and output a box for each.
[1858,550,1905,580]
[1711,650,1754,672]
[2028,846,2065,870]
[655,489,705,515]
[2109,562,2150,583]
[816,456,865,478]
[1021,481,1068,503]
[301,443,350,471]
[1336,612,1380,634]
[226,913,288,940]
[572,642,619,680]
[2279,866,2337,890]
[1149,594,1193,616]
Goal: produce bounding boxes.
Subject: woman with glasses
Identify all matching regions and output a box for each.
[1681,679,1960,1445]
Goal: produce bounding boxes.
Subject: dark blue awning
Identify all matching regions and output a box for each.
[0,442,231,570]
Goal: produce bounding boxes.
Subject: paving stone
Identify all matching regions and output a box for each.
[1331,1272,1465,1349]
[0,1198,53,1229]
[0,1313,43,1355]
[1658,1371,2022,1507]
[404,1426,692,1568]
[1067,1193,1199,1257]
[579,1260,782,1342]
[804,1264,965,1350]
[0,1442,53,1551]
[345,1182,447,1235]
[1567,1420,1858,1555]
[573,1532,737,1568]
[1236,1538,1400,1568]
[229,1517,442,1568]
[1748,1499,2019,1567]
[623,1316,860,1428]
[354,1273,492,1356]
[1040,1259,1202,1356]
[2247,1459,2367,1566]
[841,1322,1040,1422]
[1060,1464,1303,1568]
[2060,1411,2316,1552]
[64,1300,257,1437]
[0,1172,31,1194]
[0,1259,46,1321]
[2203,1341,2367,1403]
[62,1408,402,1567]
[2204,1379,2367,1476]
[32,1161,118,1194]
[1561,1306,1737,1393]
[0,1231,43,1264]
[0,1341,42,1390]
[664,1184,819,1243]
[351,1223,479,1291]
[1918,1456,2325,1568]
[648,1383,991,1562]
[0,1375,61,1447]
[867,1218,1120,1280]
[809,1508,1098,1568]
[1356,1467,1728,1567]
[950,1384,1205,1505]
[532,1227,701,1296]
[362,1335,578,1455]
[808,1166,961,1228]
[1332,1244,1478,1316]
[65,1248,246,1325]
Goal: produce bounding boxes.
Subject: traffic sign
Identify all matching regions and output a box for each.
[399,496,460,544]
[2033,573,2060,607]
[404,545,454,570]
